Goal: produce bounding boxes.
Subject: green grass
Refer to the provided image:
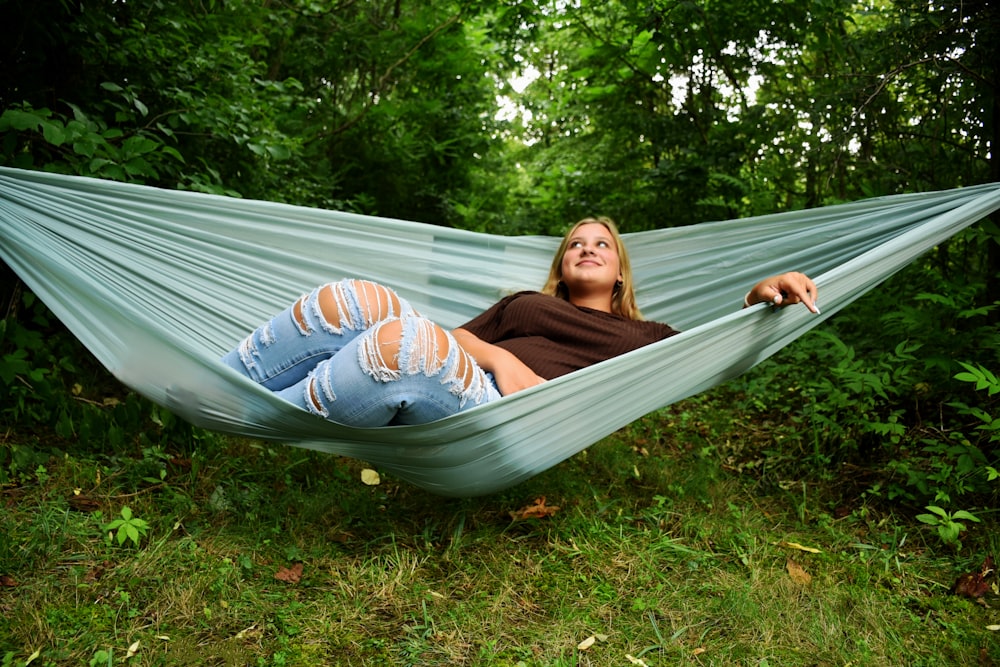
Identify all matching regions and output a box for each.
[1,391,997,667]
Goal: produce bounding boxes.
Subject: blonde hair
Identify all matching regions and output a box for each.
[540,216,643,320]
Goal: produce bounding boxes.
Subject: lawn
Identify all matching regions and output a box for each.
[1,388,997,666]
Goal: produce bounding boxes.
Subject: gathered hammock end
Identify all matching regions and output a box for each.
[1,167,999,497]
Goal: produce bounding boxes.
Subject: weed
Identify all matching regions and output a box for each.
[102,506,150,547]
[915,506,981,549]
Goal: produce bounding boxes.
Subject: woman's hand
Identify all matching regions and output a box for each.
[490,359,547,396]
[451,328,546,396]
[744,272,820,313]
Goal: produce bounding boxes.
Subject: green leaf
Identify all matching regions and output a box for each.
[0,109,44,132]
[939,524,960,543]
[41,121,67,146]
[265,144,292,160]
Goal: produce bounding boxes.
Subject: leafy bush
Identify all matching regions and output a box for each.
[1,289,209,487]
[732,233,999,511]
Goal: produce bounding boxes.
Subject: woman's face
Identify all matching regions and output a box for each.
[559,222,622,296]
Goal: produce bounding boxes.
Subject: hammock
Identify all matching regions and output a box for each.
[2,167,999,496]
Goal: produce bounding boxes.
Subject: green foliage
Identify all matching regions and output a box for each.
[732,238,1000,512]
[88,649,112,667]
[1,290,213,491]
[915,505,981,549]
[954,363,1000,398]
[0,292,84,444]
[102,506,150,547]
[0,101,182,183]
[738,328,916,461]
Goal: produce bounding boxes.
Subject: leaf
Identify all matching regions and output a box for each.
[777,541,822,554]
[83,563,108,583]
[266,144,292,160]
[625,655,650,667]
[786,558,812,585]
[510,496,560,521]
[125,640,140,659]
[41,121,67,146]
[0,574,18,587]
[0,109,45,131]
[952,556,994,599]
[24,648,41,665]
[577,635,596,651]
[987,625,1000,631]
[361,469,381,486]
[274,562,304,584]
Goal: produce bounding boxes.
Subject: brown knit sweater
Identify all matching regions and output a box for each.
[457,291,679,380]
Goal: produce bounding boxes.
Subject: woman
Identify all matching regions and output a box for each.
[222,216,818,426]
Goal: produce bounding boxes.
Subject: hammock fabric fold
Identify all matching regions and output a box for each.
[1,167,999,496]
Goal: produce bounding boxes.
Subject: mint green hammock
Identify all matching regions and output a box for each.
[2,167,999,496]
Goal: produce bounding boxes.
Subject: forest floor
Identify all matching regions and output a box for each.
[1,386,998,666]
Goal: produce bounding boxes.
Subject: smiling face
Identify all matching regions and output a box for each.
[541,216,642,319]
[559,222,623,301]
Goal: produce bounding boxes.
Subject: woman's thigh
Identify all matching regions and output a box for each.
[278,316,502,426]
[221,279,415,390]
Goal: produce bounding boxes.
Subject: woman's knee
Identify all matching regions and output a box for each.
[293,279,413,335]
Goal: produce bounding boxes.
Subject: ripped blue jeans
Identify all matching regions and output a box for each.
[221,279,502,426]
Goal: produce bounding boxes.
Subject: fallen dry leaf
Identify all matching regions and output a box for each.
[987,625,1000,632]
[625,655,650,667]
[125,640,140,659]
[274,562,304,584]
[510,496,560,521]
[952,555,994,599]
[361,469,381,486]
[577,635,596,651]
[786,558,812,585]
[0,574,18,587]
[84,562,111,583]
[67,494,101,512]
[778,541,822,554]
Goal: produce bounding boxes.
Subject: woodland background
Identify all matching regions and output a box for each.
[1,1,999,665]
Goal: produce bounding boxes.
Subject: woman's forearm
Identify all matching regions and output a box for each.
[451,328,545,395]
